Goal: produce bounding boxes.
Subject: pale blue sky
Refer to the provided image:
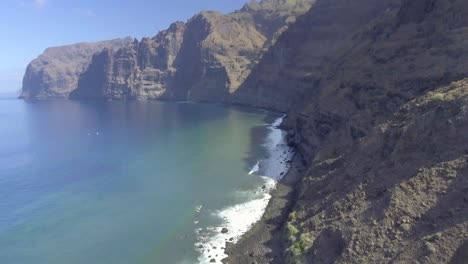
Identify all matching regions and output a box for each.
[0,0,249,92]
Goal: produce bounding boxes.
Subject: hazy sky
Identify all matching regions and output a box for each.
[0,0,249,92]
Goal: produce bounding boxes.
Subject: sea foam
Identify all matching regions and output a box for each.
[195,115,294,263]
[248,161,260,175]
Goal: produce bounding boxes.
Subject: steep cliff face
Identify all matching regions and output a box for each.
[178,0,316,101]
[70,22,186,100]
[68,0,314,100]
[68,48,115,99]
[226,0,468,263]
[285,0,468,168]
[170,10,266,101]
[230,0,396,111]
[20,38,132,99]
[283,79,468,264]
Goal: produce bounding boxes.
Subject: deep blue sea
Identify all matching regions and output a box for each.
[0,99,288,264]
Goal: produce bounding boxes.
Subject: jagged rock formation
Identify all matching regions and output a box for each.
[70,22,186,99]
[226,0,468,263]
[68,0,315,100]
[20,38,133,99]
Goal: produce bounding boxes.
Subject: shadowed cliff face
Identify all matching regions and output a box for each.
[282,0,468,165]
[231,0,396,111]
[68,48,115,99]
[20,38,133,99]
[67,0,315,101]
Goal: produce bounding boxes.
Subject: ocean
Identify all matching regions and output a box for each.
[0,99,292,264]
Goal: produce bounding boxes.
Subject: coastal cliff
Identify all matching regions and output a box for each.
[70,0,313,101]
[20,37,133,99]
[226,0,468,263]
[20,0,468,263]
[70,22,187,100]
[21,0,315,101]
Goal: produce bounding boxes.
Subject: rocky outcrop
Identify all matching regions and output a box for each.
[69,0,314,101]
[280,79,468,264]
[20,38,133,99]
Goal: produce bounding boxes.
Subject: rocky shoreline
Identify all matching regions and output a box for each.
[223,150,305,264]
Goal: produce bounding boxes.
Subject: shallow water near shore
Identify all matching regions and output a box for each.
[0,99,289,264]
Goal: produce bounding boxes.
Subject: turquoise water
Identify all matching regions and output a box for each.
[0,99,279,264]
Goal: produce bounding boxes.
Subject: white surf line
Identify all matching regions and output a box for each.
[195,115,294,264]
[262,114,294,181]
[248,161,260,175]
[195,205,203,213]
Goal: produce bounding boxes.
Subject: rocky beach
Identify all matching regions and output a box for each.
[224,152,305,264]
[195,115,295,264]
